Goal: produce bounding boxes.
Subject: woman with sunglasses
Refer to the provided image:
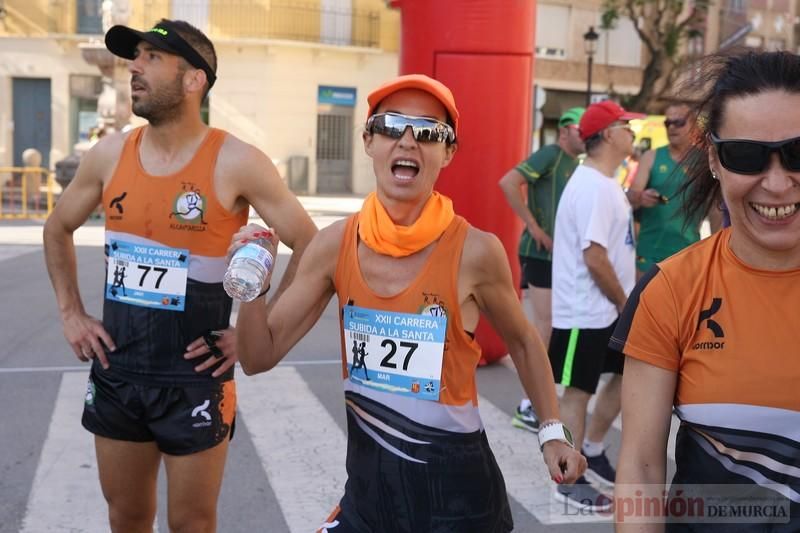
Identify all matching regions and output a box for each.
[232,74,586,532]
[613,50,800,531]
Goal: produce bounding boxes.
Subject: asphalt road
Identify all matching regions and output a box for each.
[0,213,629,533]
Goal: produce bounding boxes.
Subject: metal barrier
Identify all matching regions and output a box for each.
[0,167,55,219]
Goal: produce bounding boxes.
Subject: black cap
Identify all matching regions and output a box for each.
[105,20,216,88]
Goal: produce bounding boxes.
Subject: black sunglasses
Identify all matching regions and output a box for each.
[366,112,456,144]
[664,118,688,128]
[710,133,800,175]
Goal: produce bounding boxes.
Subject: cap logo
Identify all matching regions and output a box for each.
[148,27,168,36]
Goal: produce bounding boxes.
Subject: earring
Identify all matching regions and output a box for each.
[711,170,719,180]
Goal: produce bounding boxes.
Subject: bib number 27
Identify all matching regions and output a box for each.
[379,340,418,371]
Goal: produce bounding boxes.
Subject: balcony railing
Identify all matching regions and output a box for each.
[8,0,381,49]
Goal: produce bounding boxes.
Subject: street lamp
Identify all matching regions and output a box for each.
[583,26,600,107]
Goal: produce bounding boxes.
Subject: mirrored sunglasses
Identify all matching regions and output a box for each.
[366,112,456,144]
[710,133,800,175]
[664,118,688,128]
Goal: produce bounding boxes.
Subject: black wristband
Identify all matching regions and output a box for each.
[256,284,270,299]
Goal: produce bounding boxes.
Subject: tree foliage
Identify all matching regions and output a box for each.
[602,0,711,112]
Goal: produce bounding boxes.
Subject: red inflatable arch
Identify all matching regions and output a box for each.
[388,0,536,363]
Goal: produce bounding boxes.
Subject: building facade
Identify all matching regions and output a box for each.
[533,0,644,147]
[706,0,798,52]
[533,0,799,148]
[0,0,400,194]
[2,0,797,193]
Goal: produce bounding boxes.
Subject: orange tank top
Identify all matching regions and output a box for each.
[103,126,247,265]
[99,126,248,384]
[334,213,483,408]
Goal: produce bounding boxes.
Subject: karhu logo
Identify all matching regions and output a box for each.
[192,399,212,428]
[109,192,127,220]
[693,298,725,350]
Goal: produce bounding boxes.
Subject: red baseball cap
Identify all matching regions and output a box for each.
[579,100,645,140]
[367,74,460,135]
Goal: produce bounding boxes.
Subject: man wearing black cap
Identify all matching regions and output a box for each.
[43,19,316,532]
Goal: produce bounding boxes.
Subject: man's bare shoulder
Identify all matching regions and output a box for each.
[217,133,272,172]
[76,130,131,181]
[86,130,129,164]
[298,218,350,277]
[462,225,505,270]
[315,218,350,254]
[464,224,493,244]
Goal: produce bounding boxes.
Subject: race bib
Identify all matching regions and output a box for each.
[106,240,189,311]
[343,305,446,401]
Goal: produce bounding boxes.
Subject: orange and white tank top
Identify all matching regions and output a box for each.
[103,126,247,277]
[98,126,247,383]
[334,214,485,433]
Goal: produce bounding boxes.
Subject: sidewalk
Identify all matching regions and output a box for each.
[295,194,365,216]
[249,194,365,232]
[0,194,368,247]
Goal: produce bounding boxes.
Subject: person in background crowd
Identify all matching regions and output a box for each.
[550,100,643,511]
[627,102,713,280]
[499,107,585,433]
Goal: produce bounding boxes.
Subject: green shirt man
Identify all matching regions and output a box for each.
[627,104,705,277]
[515,143,580,261]
[635,146,701,271]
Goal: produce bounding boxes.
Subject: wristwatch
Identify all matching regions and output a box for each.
[538,421,575,451]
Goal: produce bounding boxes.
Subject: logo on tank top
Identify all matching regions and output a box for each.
[108,191,127,220]
[419,292,450,353]
[169,182,208,231]
[693,297,725,350]
[419,292,447,318]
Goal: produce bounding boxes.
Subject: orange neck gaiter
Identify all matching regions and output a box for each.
[358,191,455,257]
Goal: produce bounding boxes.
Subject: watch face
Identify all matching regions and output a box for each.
[563,425,575,447]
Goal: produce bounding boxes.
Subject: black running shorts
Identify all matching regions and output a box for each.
[548,320,623,394]
[519,256,552,289]
[82,365,236,455]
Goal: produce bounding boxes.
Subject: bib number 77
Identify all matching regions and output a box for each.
[137,265,168,289]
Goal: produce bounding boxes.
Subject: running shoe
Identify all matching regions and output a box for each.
[584,450,616,487]
[511,404,540,433]
[555,476,613,513]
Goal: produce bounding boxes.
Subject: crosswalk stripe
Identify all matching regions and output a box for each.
[237,367,348,533]
[21,372,109,533]
[501,355,680,461]
[0,245,38,262]
[21,368,642,531]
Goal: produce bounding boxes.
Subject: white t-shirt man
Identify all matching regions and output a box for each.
[551,164,635,329]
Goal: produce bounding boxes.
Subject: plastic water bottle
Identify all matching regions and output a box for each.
[223,238,274,302]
